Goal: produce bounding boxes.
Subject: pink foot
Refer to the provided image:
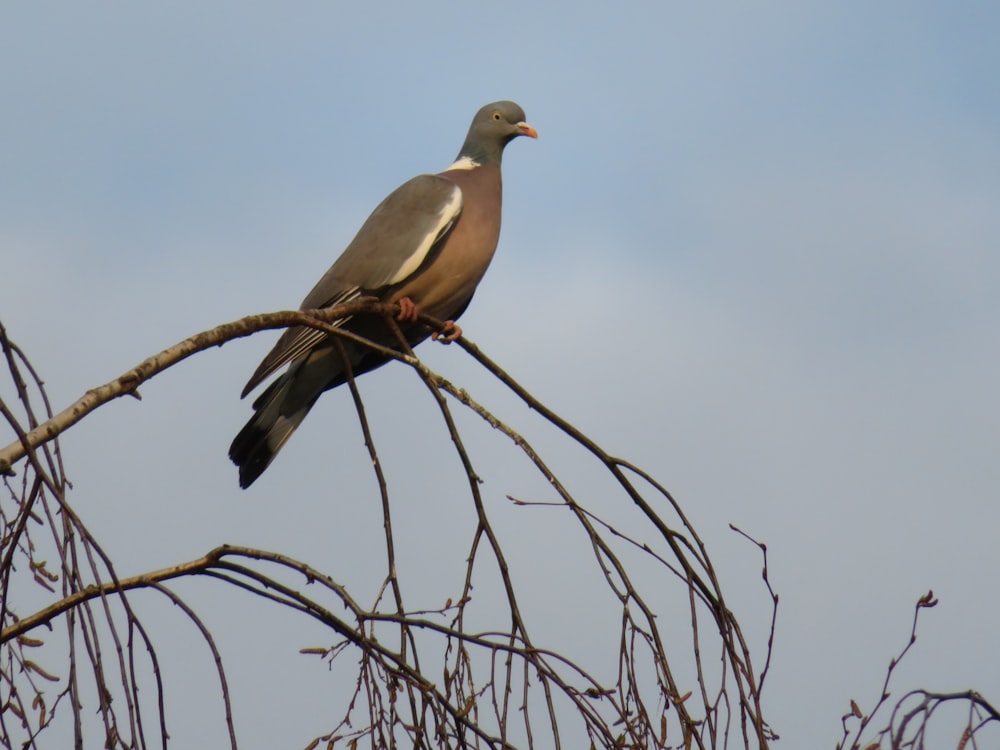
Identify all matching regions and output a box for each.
[432,320,462,344]
[396,297,418,322]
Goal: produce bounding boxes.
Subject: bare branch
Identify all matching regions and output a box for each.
[838,591,1000,749]
[10,305,986,749]
[0,301,422,475]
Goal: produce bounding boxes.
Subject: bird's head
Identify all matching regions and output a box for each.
[457,100,537,165]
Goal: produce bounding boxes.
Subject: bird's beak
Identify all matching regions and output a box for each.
[516,122,538,139]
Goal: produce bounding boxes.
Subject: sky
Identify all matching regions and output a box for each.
[2,2,999,748]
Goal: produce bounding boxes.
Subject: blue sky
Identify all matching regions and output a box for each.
[2,3,999,747]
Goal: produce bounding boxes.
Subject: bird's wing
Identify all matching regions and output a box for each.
[240,174,463,397]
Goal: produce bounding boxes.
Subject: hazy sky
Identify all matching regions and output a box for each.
[2,3,999,747]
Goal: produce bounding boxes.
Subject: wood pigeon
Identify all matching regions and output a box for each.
[230,101,537,488]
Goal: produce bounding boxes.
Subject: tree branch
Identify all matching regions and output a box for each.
[0,300,435,476]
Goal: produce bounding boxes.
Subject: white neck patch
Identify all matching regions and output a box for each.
[445,155,480,171]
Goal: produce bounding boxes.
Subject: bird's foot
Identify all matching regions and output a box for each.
[432,320,462,344]
[396,296,418,322]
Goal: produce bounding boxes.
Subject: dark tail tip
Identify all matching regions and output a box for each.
[229,422,274,489]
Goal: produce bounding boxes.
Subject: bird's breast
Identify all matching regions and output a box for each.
[389,164,503,321]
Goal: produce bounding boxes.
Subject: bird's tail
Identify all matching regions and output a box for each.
[229,368,320,489]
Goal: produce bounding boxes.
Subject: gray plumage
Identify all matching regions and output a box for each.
[230,101,536,488]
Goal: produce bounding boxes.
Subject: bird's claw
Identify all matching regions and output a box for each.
[396,297,418,323]
[432,320,462,344]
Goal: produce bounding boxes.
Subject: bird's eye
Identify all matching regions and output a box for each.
[492,111,502,121]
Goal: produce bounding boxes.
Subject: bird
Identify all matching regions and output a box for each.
[229,101,537,488]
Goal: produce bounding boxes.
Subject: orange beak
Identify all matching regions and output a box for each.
[517,122,539,139]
